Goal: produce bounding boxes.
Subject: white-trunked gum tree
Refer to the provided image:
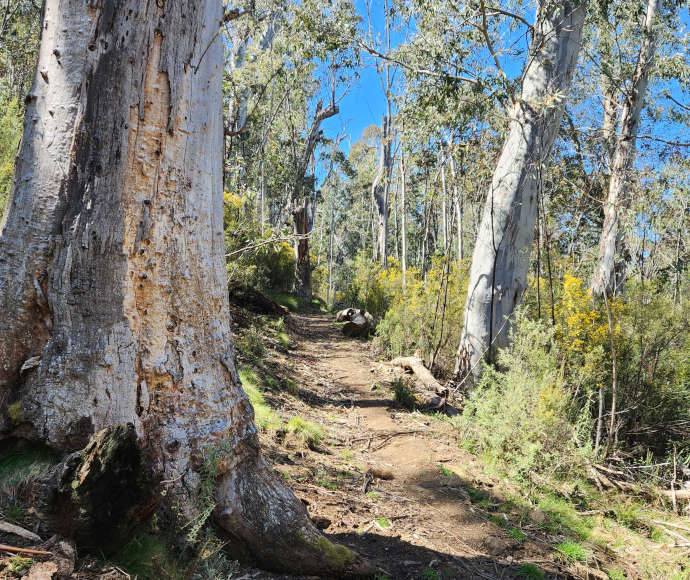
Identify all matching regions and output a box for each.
[0,1,369,575]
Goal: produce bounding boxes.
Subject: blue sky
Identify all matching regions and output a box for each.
[317,1,689,174]
[320,0,407,151]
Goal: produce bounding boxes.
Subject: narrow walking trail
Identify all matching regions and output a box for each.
[257,311,563,580]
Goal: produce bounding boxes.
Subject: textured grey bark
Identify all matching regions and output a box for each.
[455,0,586,381]
[372,115,392,266]
[0,2,366,575]
[292,101,338,300]
[590,0,661,298]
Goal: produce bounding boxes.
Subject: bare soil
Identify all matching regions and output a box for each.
[2,310,626,579]
[247,312,573,580]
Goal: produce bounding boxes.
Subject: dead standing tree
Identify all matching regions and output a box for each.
[291,98,338,301]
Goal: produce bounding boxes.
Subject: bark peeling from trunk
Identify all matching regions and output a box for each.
[0,2,369,575]
[455,0,586,382]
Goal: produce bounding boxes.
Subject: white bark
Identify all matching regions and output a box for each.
[0,2,366,574]
[440,158,448,251]
[456,0,586,380]
[590,0,661,298]
[447,145,463,260]
[400,150,407,289]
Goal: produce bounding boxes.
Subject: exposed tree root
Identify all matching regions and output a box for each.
[215,456,375,577]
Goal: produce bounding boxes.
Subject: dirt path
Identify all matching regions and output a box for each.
[267,312,562,580]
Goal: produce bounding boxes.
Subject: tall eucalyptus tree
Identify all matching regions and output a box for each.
[455,0,586,381]
[0,1,366,574]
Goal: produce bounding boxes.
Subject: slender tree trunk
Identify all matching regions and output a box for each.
[447,145,463,260]
[421,174,431,278]
[291,101,337,300]
[0,3,366,575]
[372,115,392,266]
[440,159,448,251]
[455,0,586,381]
[400,150,407,290]
[293,202,314,301]
[590,0,661,298]
[327,188,335,307]
[599,10,619,160]
[393,173,399,260]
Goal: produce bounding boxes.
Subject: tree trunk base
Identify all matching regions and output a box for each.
[215,456,374,577]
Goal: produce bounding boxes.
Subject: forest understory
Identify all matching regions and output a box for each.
[0,0,689,578]
[2,301,686,580]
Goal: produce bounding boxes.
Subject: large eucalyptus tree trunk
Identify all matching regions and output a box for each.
[590,0,660,298]
[455,0,585,381]
[0,2,365,575]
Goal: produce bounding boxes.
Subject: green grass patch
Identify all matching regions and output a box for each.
[516,563,545,579]
[238,367,281,430]
[392,377,416,409]
[439,464,454,477]
[422,569,440,580]
[465,486,490,504]
[116,533,184,579]
[555,540,590,564]
[538,495,593,539]
[236,323,266,362]
[508,528,527,543]
[287,417,325,449]
[282,378,298,395]
[7,556,33,573]
[277,331,291,348]
[376,517,390,528]
[0,445,58,489]
[612,500,645,531]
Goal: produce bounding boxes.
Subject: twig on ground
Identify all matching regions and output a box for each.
[0,544,52,556]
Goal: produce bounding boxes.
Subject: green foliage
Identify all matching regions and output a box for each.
[459,313,586,480]
[0,444,58,502]
[508,528,527,543]
[438,464,454,477]
[238,367,281,430]
[555,541,590,564]
[236,323,266,363]
[516,563,545,580]
[339,252,399,321]
[375,257,469,376]
[116,533,184,579]
[286,416,325,449]
[224,192,296,292]
[391,377,416,409]
[537,495,593,540]
[422,569,440,580]
[7,555,32,573]
[0,96,22,216]
[376,517,390,528]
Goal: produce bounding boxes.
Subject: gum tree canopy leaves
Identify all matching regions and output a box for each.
[0,1,366,575]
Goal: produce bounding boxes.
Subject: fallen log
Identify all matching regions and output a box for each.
[341,310,374,338]
[392,357,443,392]
[391,356,453,411]
[335,307,356,322]
[0,521,42,543]
[228,284,288,316]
